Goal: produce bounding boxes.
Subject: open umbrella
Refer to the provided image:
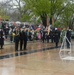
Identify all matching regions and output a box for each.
[36,28,41,31]
[16,21,21,24]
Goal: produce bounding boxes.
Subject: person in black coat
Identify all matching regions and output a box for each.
[66,27,71,48]
[54,28,60,48]
[14,28,20,51]
[23,28,27,50]
[50,30,54,43]
[42,30,46,43]
[0,29,4,49]
[19,28,24,50]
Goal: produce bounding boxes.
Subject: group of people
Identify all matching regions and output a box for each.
[42,26,72,48]
[0,27,28,51]
[60,27,71,48]
[13,27,27,51]
[0,21,72,50]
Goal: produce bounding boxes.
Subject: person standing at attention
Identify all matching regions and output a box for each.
[23,28,27,50]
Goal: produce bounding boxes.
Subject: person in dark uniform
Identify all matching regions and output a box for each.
[23,28,27,50]
[54,28,60,48]
[42,30,46,43]
[28,30,32,41]
[66,27,71,48]
[19,28,24,50]
[0,28,4,49]
[50,28,55,43]
[14,28,20,51]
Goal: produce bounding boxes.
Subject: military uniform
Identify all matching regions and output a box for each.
[23,30,27,50]
[54,29,60,48]
[66,29,71,48]
[19,29,24,50]
[0,29,4,49]
[14,29,20,51]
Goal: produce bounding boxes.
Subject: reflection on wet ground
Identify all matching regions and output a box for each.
[0,40,74,75]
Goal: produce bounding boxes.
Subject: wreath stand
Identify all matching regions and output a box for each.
[59,35,74,60]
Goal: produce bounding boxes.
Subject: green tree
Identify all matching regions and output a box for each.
[23,0,50,27]
[0,7,10,20]
[55,1,74,29]
[22,0,68,27]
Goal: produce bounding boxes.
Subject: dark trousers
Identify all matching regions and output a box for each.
[15,41,19,51]
[51,36,54,43]
[46,35,49,43]
[66,37,71,48]
[20,40,23,50]
[28,36,31,41]
[10,36,13,42]
[66,40,70,48]
[0,45,3,49]
[0,38,4,49]
[23,40,27,50]
[55,42,58,48]
[42,36,45,43]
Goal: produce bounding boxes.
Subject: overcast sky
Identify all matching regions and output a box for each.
[0,0,24,9]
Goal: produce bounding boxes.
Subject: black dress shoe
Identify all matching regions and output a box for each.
[1,48,4,49]
[21,49,23,51]
[15,50,18,51]
[24,49,27,50]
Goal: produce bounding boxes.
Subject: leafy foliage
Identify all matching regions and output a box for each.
[0,7,10,20]
[21,0,74,28]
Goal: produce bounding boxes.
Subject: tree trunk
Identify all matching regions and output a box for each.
[40,13,47,28]
[50,16,54,26]
[50,17,52,25]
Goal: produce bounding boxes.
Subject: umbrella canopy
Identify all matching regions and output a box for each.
[16,21,21,24]
[36,27,41,31]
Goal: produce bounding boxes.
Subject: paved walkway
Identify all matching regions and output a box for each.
[0,40,57,55]
[1,39,74,57]
[0,40,74,75]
